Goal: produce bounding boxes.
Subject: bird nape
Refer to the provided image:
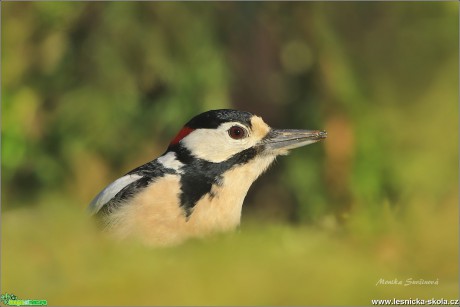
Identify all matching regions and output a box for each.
[88,109,327,246]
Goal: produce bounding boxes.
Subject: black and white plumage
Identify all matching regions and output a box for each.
[88,109,326,246]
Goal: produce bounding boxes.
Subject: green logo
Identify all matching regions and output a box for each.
[1,293,47,306]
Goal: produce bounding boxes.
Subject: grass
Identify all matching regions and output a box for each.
[1,194,458,306]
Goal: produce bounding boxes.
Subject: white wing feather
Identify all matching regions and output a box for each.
[87,174,143,215]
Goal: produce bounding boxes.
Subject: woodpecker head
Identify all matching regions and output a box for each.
[169,109,326,163]
[164,109,327,218]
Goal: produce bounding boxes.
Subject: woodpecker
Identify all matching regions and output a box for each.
[88,109,326,246]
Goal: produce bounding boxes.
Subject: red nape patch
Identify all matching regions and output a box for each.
[170,127,195,145]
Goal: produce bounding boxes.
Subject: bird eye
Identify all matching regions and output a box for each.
[228,126,247,139]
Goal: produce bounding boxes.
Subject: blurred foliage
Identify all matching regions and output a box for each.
[2,1,458,305]
[2,197,458,305]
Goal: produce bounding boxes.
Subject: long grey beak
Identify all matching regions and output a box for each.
[264,129,327,151]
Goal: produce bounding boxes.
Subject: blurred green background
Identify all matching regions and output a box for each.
[2,2,458,306]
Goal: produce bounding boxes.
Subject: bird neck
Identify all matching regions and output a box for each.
[170,144,269,217]
[185,154,277,233]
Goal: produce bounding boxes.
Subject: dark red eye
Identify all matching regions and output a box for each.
[228,126,247,139]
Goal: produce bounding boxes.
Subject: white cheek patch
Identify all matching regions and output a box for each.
[157,152,184,173]
[181,122,260,163]
[88,174,143,214]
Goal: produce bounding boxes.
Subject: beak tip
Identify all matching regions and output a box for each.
[319,130,327,139]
